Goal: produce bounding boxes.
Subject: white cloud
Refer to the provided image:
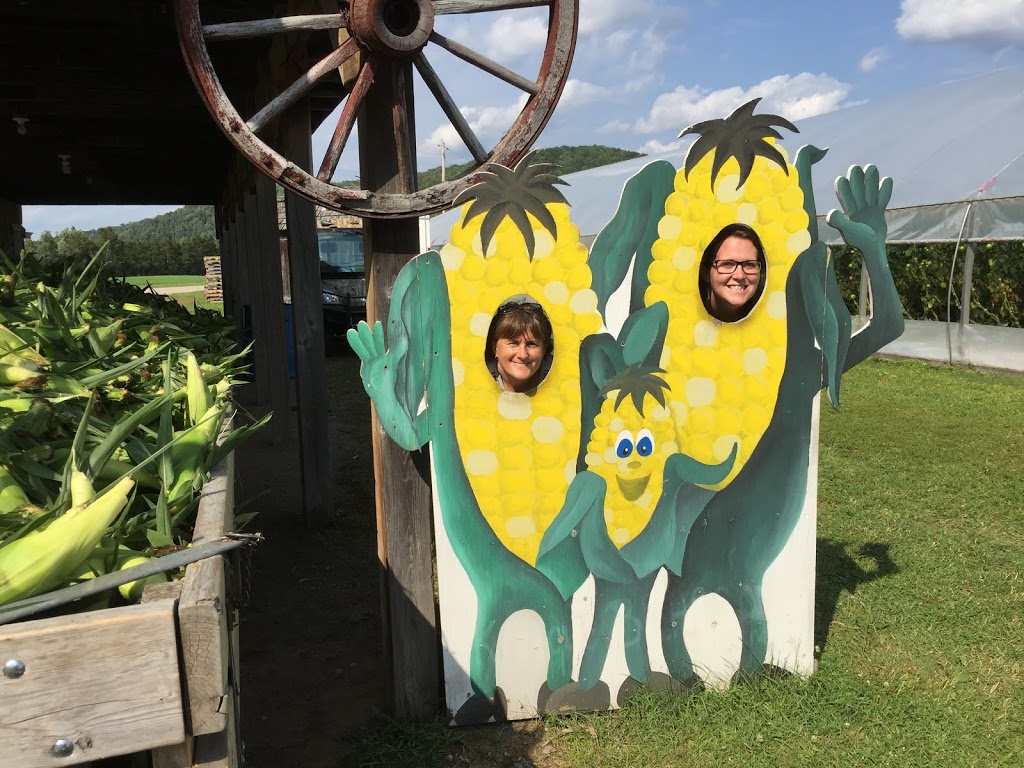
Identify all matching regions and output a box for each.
[634,73,854,135]
[577,2,686,73]
[639,137,684,154]
[558,79,610,109]
[23,205,181,236]
[580,0,654,35]
[597,119,632,134]
[484,12,548,62]
[626,24,674,73]
[422,94,530,159]
[860,47,888,72]
[897,0,1024,47]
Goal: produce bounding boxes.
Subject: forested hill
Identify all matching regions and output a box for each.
[96,205,215,241]
[29,145,643,274]
[95,144,644,239]
[413,145,644,188]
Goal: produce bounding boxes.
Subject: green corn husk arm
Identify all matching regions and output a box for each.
[0,474,135,606]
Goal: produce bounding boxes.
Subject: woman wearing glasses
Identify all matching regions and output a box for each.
[484,297,554,393]
[698,223,768,322]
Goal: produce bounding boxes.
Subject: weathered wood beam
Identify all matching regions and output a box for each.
[255,158,292,443]
[242,175,271,407]
[0,199,24,259]
[280,101,333,525]
[359,59,440,721]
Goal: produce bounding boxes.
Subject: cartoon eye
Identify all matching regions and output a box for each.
[636,429,655,457]
[615,430,634,458]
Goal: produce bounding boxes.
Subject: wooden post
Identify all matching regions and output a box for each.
[0,199,25,259]
[279,102,333,526]
[242,176,271,407]
[359,59,439,720]
[255,171,292,442]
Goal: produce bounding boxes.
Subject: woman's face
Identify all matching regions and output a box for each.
[495,331,546,391]
[708,236,762,319]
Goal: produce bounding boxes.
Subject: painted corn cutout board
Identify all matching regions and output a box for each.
[348,98,905,725]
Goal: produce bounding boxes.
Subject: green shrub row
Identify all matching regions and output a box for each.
[26,227,1022,328]
[831,240,1024,327]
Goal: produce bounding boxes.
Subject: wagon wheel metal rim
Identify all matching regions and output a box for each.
[174,0,579,219]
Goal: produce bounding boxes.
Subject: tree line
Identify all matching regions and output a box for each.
[28,227,217,277]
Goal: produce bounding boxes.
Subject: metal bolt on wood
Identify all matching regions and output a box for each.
[51,739,75,758]
[2,659,25,679]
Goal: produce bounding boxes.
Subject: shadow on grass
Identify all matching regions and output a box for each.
[815,538,898,654]
[359,712,554,768]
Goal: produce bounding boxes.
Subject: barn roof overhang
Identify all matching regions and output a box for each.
[0,1,343,206]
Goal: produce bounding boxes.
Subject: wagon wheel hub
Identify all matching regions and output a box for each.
[350,0,434,56]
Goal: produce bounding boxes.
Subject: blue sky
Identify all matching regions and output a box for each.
[23,0,1024,236]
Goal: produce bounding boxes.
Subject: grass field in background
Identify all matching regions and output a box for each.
[125,274,204,288]
[168,290,223,314]
[361,359,1024,767]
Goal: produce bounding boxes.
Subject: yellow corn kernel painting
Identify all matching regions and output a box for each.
[349,107,905,725]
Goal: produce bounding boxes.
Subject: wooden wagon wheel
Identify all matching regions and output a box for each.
[175,0,578,219]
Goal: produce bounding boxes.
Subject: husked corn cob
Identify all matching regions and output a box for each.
[0,464,29,514]
[0,474,135,606]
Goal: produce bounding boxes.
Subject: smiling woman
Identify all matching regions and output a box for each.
[698,223,768,323]
[484,297,554,392]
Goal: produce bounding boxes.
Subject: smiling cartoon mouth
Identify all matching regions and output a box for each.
[616,474,651,502]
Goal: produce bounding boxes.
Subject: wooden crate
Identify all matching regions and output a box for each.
[204,255,223,302]
[0,450,240,768]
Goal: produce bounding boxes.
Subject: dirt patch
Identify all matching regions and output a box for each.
[236,348,566,767]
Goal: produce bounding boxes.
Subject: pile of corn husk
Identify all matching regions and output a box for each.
[0,246,266,608]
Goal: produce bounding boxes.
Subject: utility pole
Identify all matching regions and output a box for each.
[438,140,447,182]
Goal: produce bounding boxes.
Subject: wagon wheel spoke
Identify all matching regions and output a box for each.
[428,31,538,95]
[434,0,550,14]
[202,14,346,42]
[317,56,378,182]
[249,36,361,135]
[413,52,489,165]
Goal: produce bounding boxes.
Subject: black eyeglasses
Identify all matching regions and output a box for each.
[712,260,762,275]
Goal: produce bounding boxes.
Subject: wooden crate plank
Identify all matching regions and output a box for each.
[151,739,192,768]
[0,600,183,768]
[178,440,235,738]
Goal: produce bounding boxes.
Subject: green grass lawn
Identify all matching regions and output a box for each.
[125,274,204,288]
[361,360,1023,767]
[167,290,223,314]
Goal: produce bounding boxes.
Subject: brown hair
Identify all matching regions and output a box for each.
[698,223,768,321]
[484,299,554,365]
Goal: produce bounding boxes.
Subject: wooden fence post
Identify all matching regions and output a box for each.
[359,59,439,721]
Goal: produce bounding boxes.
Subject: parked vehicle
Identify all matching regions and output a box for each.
[318,222,366,335]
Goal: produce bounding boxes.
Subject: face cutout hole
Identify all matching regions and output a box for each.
[484,296,554,393]
[698,223,768,323]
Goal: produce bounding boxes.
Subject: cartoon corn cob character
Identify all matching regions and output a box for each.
[443,151,603,566]
[590,99,905,683]
[350,153,609,720]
